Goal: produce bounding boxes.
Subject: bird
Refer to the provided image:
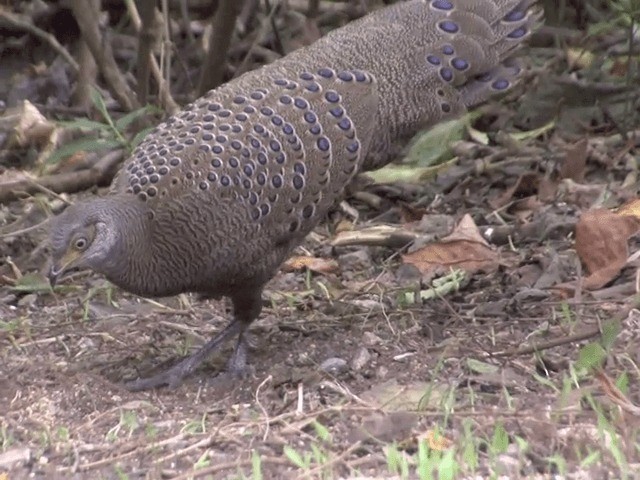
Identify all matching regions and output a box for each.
[48,0,541,390]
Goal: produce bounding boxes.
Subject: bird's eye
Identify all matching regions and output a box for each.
[74,238,88,250]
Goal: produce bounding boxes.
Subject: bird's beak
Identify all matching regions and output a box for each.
[47,264,62,288]
[48,251,80,288]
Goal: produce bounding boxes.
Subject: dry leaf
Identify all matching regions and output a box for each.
[559,138,588,182]
[402,214,498,277]
[282,255,339,274]
[574,208,640,289]
[490,172,540,209]
[424,430,453,451]
[616,198,640,219]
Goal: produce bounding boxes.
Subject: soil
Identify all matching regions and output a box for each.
[2,1,640,478]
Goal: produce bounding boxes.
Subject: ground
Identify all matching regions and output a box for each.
[3,155,640,478]
[2,1,640,479]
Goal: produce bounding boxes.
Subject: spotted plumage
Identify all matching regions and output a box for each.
[48,0,542,390]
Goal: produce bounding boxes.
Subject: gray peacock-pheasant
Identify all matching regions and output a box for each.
[48,0,542,390]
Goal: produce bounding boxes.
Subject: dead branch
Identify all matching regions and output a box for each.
[0,150,124,203]
[69,0,139,111]
[197,0,246,95]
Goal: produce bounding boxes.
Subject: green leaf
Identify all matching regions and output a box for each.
[251,450,262,480]
[58,118,110,132]
[404,115,472,167]
[600,320,621,352]
[11,273,51,293]
[46,137,123,164]
[130,126,155,148]
[90,88,112,124]
[491,422,509,454]
[311,421,332,444]
[283,446,307,469]
[114,105,155,131]
[466,358,499,374]
[576,342,607,371]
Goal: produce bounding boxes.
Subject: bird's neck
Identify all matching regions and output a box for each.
[95,198,169,297]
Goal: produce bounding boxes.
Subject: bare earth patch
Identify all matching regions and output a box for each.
[2,160,640,478]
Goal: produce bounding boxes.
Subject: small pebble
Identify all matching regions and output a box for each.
[320,357,348,374]
[362,332,383,346]
[350,347,371,371]
[337,249,372,271]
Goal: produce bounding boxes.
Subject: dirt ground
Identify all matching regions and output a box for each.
[3,156,640,478]
[2,1,640,479]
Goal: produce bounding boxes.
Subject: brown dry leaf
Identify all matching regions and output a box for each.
[490,172,540,209]
[402,214,498,277]
[566,47,595,70]
[445,214,489,244]
[574,208,640,289]
[398,201,427,223]
[557,178,606,209]
[282,255,339,274]
[512,196,544,222]
[335,218,354,233]
[1,100,56,148]
[537,176,559,202]
[559,138,588,182]
[423,430,453,451]
[610,58,630,77]
[331,225,417,248]
[595,369,640,416]
[616,198,640,219]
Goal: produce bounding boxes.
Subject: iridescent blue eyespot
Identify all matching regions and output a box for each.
[451,58,469,70]
[354,71,367,82]
[440,68,454,82]
[438,21,459,33]
[293,175,304,190]
[270,140,281,152]
[347,141,359,153]
[508,26,527,39]
[325,91,340,103]
[432,0,453,9]
[492,79,510,90]
[504,9,526,22]
[338,118,351,130]
[317,137,330,151]
[294,162,306,175]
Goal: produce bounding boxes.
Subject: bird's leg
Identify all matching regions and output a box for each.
[223,288,264,377]
[125,287,263,391]
[125,318,243,391]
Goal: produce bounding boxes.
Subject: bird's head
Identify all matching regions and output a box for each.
[48,197,140,287]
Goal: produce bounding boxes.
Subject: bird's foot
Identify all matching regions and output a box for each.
[125,359,194,391]
[125,318,244,391]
